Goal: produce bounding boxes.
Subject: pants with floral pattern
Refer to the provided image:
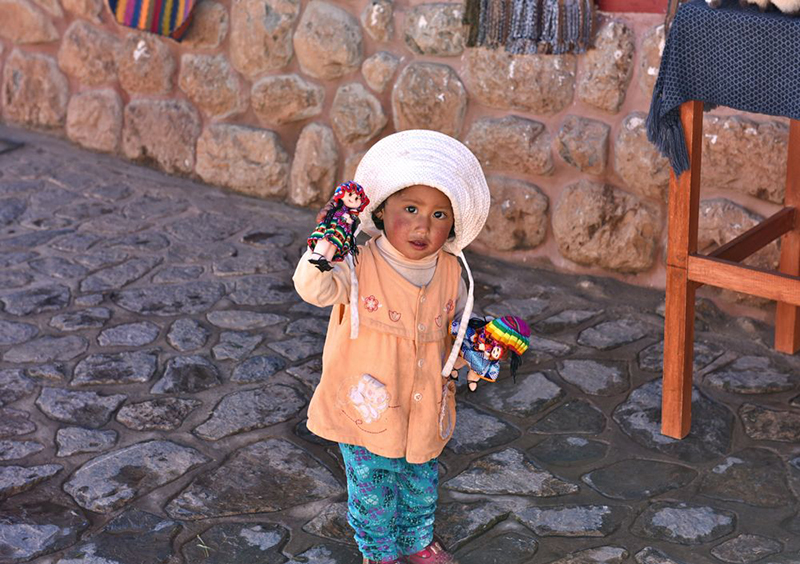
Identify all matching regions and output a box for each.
[339,443,438,562]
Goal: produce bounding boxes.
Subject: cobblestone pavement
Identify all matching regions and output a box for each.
[2,124,800,564]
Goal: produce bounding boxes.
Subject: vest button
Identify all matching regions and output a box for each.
[418,323,426,332]
[414,393,423,401]
[417,359,425,368]
[420,295,426,303]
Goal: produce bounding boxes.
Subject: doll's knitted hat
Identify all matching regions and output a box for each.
[333,181,369,213]
[485,316,530,356]
[354,129,491,256]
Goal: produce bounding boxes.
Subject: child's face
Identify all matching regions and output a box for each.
[381,185,454,260]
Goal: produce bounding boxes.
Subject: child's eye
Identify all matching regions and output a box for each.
[433,211,448,219]
[405,206,417,213]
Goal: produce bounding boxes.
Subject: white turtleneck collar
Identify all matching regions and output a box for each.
[374,233,438,287]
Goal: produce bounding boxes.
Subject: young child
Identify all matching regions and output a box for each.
[293,130,491,564]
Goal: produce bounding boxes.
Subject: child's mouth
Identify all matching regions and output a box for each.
[409,240,428,250]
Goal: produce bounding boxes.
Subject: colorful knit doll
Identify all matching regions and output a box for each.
[307,181,370,272]
[450,315,530,391]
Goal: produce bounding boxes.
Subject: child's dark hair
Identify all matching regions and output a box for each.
[372,201,456,239]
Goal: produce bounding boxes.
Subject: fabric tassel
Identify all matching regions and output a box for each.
[464,0,482,46]
[484,0,512,47]
[476,0,492,46]
[541,0,564,53]
[507,0,540,54]
[506,0,594,54]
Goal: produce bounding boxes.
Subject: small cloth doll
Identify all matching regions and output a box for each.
[451,315,530,391]
[307,181,370,272]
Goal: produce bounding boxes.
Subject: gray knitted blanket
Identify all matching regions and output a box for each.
[647,0,800,176]
[464,0,595,54]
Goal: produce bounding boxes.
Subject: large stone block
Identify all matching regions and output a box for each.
[342,150,367,183]
[330,82,387,146]
[361,0,393,42]
[464,115,553,177]
[465,47,575,115]
[178,54,247,119]
[229,0,299,77]
[361,51,399,93]
[294,0,363,80]
[196,123,290,198]
[553,180,661,273]
[404,3,465,57]
[701,115,788,204]
[122,99,200,174]
[614,112,670,200]
[116,34,175,95]
[58,21,119,86]
[697,199,779,269]
[251,73,324,125]
[182,1,228,49]
[2,49,68,129]
[639,24,664,98]
[66,89,122,153]
[697,198,779,305]
[0,0,58,44]
[556,115,610,175]
[31,0,61,17]
[290,122,338,207]
[477,176,549,251]
[392,62,467,137]
[577,21,634,113]
[62,0,102,21]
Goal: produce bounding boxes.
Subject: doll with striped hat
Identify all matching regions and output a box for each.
[450,315,530,391]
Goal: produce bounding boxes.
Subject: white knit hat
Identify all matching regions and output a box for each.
[347,130,491,379]
[354,129,491,255]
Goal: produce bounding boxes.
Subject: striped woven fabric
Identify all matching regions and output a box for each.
[485,316,530,356]
[108,0,195,40]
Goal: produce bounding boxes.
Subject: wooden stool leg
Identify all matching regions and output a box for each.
[663,268,697,437]
[662,100,703,439]
[775,119,800,355]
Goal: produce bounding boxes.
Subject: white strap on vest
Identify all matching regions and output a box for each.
[441,250,474,378]
[348,225,362,339]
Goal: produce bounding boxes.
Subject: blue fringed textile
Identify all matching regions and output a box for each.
[465,0,594,53]
[647,0,800,176]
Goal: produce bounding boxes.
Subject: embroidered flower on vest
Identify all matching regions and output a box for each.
[349,374,390,424]
[435,315,443,327]
[361,295,382,312]
[389,310,401,322]
[444,299,454,313]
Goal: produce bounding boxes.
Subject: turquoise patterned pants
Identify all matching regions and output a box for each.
[339,443,439,562]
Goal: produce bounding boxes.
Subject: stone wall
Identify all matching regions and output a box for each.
[0,0,789,308]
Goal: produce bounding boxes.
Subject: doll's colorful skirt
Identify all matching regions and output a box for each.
[307,220,351,261]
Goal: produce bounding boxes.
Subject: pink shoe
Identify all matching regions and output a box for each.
[404,539,459,563]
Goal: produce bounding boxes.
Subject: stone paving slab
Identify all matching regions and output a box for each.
[2,125,800,564]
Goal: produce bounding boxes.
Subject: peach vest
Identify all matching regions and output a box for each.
[305,239,461,463]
